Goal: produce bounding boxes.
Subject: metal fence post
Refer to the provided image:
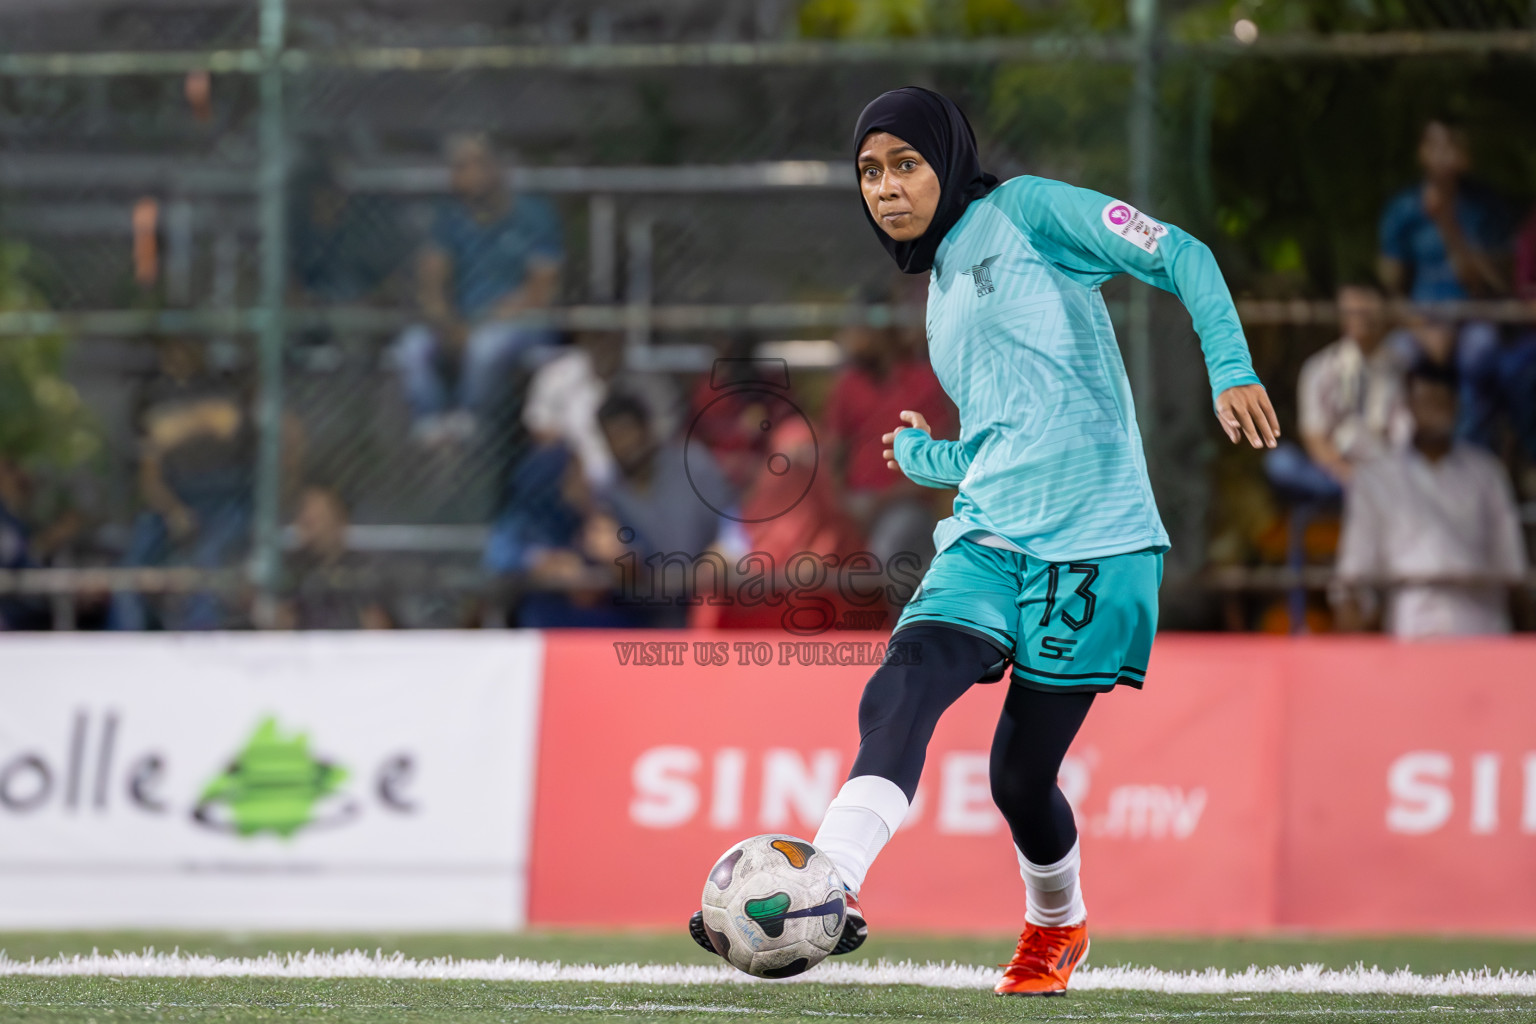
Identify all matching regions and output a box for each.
[251,0,288,626]
[1127,0,1159,433]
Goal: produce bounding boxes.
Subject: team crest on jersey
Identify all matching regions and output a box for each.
[961,254,1001,297]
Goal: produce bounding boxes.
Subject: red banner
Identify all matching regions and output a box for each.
[531,633,1291,933]
[1278,639,1536,932]
[528,632,1536,933]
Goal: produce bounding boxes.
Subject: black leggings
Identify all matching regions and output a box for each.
[849,623,1094,865]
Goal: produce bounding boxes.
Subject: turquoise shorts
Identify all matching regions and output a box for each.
[893,538,1163,693]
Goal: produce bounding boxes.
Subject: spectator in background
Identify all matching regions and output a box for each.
[704,415,870,631]
[823,307,950,573]
[739,416,863,562]
[1333,359,1527,639]
[1378,119,1520,460]
[1458,202,1536,470]
[288,149,408,311]
[1267,284,1412,497]
[597,391,740,626]
[684,340,791,494]
[0,458,48,630]
[1408,309,1536,470]
[484,443,640,628]
[109,338,253,631]
[1378,118,1509,303]
[394,133,563,446]
[274,485,394,631]
[1517,205,1536,302]
[523,329,679,488]
[1509,208,1536,467]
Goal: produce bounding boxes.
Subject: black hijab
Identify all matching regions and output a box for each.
[853,87,999,275]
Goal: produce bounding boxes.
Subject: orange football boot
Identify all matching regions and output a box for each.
[993,920,1089,996]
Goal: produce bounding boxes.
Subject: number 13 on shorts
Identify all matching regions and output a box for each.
[1014,549,1164,694]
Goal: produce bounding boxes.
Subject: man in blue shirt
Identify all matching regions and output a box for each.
[394,134,564,444]
[1378,119,1509,303]
[1378,119,1528,460]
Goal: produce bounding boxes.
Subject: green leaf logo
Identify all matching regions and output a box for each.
[193,717,351,838]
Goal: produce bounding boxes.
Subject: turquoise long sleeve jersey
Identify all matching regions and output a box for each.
[892,175,1261,562]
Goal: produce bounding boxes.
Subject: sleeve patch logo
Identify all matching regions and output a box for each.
[1101,201,1168,253]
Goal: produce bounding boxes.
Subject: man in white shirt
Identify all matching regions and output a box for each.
[1268,285,1413,497]
[522,330,678,487]
[1333,359,1528,638]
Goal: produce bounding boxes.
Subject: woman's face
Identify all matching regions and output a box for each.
[858,131,940,242]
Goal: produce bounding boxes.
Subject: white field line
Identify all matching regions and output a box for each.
[0,951,1534,997]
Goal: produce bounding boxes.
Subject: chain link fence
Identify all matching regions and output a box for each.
[2,0,1534,633]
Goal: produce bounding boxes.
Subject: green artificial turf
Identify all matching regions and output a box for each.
[0,930,1531,1023]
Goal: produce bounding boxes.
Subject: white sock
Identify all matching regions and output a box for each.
[813,775,909,895]
[1018,839,1087,927]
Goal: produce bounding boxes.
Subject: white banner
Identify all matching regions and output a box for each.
[0,632,544,929]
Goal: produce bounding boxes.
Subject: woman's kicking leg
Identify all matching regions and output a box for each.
[813,623,1008,896]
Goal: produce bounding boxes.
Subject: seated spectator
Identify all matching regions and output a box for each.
[1517,204,1536,303]
[484,443,641,628]
[1377,117,1522,462]
[1267,284,1412,497]
[522,329,679,488]
[393,133,563,446]
[683,341,792,494]
[288,149,408,311]
[274,485,394,630]
[597,392,740,626]
[1378,118,1510,304]
[1504,208,1536,467]
[706,416,870,632]
[1333,359,1528,639]
[1453,201,1536,469]
[1456,322,1536,468]
[109,338,253,631]
[823,310,951,575]
[0,457,49,630]
[1405,312,1536,469]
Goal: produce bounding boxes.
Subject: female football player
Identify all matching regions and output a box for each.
[690,86,1279,995]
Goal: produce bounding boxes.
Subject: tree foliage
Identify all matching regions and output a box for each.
[798,0,1536,296]
[0,242,99,468]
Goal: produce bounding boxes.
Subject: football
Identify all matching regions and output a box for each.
[698,834,847,978]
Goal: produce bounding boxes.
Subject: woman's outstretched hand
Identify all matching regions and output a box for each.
[881,409,932,470]
[1216,384,1280,449]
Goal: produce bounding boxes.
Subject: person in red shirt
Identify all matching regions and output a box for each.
[702,416,871,631]
[823,308,954,587]
[1517,208,1536,302]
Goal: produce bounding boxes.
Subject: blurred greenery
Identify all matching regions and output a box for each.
[799,0,1536,296]
[0,241,99,468]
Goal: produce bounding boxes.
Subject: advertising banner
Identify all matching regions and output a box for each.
[1279,640,1536,932]
[528,632,1285,933]
[8,630,1532,933]
[0,633,543,929]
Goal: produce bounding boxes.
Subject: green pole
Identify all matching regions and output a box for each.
[251,0,288,626]
[1127,0,1159,431]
